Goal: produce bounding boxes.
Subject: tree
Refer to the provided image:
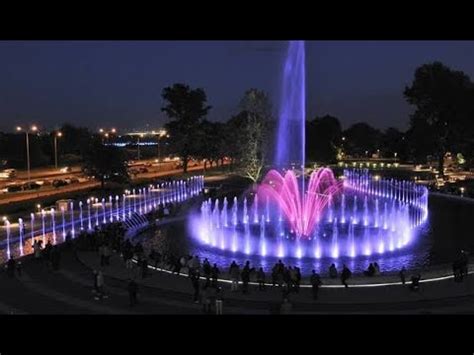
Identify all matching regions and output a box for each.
[161,83,211,173]
[381,127,408,160]
[195,120,226,169]
[235,89,272,183]
[343,122,382,158]
[83,139,129,189]
[404,62,473,176]
[306,115,342,163]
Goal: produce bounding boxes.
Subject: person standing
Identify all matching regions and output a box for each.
[33,240,42,261]
[256,267,266,291]
[310,270,322,300]
[191,270,201,303]
[211,263,220,289]
[229,261,240,292]
[94,271,105,300]
[329,263,338,278]
[341,264,352,288]
[203,258,211,288]
[128,279,138,307]
[295,267,301,293]
[399,266,406,285]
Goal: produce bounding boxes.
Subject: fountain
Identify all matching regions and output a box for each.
[189,41,429,267]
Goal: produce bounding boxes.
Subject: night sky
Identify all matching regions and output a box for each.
[1,40,474,133]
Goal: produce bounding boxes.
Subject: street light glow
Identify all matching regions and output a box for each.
[99,128,104,133]
[111,128,116,133]
[31,125,38,132]
[57,131,63,137]
[16,126,22,131]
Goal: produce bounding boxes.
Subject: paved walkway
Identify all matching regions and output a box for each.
[77,250,474,314]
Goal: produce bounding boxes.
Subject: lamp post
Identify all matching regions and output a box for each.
[54,131,62,169]
[156,130,168,170]
[16,125,37,184]
[137,134,143,160]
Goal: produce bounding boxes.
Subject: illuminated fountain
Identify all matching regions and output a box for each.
[189,40,429,267]
[0,176,204,263]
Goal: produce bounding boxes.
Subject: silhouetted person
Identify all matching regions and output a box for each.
[310,270,322,300]
[329,263,338,278]
[400,266,406,285]
[257,267,266,291]
[341,264,352,288]
[410,274,421,292]
[229,261,240,292]
[128,279,138,307]
[294,267,301,293]
[211,263,219,289]
[241,267,250,294]
[203,258,211,288]
[364,263,375,277]
[191,270,201,303]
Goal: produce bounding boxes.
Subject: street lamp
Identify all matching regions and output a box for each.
[156,129,168,167]
[16,125,38,183]
[54,131,62,169]
[137,134,144,160]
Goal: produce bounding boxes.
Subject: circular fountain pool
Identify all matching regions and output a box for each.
[134,168,472,276]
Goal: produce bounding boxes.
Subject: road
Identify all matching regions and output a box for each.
[0,161,214,206]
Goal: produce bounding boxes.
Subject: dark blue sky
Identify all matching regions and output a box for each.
[1,40,474,132]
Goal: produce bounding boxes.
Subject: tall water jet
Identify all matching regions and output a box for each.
[253,194,259,224]
[348,221,355,257]
[41,209,46,244]
[18,218,24,256]
[331,218,339,258]
[243,197,248,224]
[70,201,75,237]
[260,215,266,256]
[61,207,66,240]
[231,197,238,226]
[30,212,35,245]
[101,199,106,224]
[79,201,84,230]
[341,194,346,223]
[51,208,57,244]
[275,40,306,172]
[352,196,358,224]
[5,220,11,259]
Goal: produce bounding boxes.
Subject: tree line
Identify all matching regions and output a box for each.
[1,61,473,186]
